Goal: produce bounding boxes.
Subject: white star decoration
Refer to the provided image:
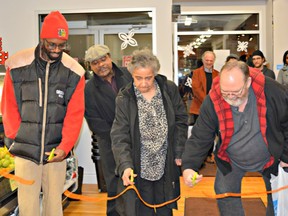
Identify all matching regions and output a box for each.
[237,41,249,52]
[118,29,138,50]
[185,76,192,88]
[183,43,195,58]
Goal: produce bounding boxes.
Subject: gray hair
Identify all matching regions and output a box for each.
[220,60,250,81]
[202,51,216,60]
[127,49,160,76]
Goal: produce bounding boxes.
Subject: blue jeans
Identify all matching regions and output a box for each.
[214,163,274,216]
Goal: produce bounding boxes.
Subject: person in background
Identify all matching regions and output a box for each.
[240,54,254,67]
[246,54,254,67]
[1,11,85,216]
[226,53,239,62]
[84,44,132,216]
[239,54,247,63]
[189,51,219,163]
[252,50,275,79]
[276,50,288,86]
[180,59,203,126]
[182,60,288,216]
[181,71,193,112]
[111,49,188,216]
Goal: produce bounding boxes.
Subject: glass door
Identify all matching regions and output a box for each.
[68,25,152,68]
[67,33,95,67]
[100,26,152,67]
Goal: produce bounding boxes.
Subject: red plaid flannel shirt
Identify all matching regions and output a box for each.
[209,68,274,169]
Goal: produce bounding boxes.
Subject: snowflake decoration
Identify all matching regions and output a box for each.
[118,29,138,50]
[183,43,195,58]
[185,76,192,88]
[237,41,249,52]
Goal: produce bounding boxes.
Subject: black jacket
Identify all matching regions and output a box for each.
[84,63,132,139]
[262,66,275,80]
[111,75,188,211]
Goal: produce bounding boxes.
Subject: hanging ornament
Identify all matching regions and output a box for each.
[183,43,195,58]
[118,29,138,50]
[184,76,192,88]
[237,41,249,52]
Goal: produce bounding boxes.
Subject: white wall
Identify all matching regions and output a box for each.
[74,120,97,184]
[272,0,288,78]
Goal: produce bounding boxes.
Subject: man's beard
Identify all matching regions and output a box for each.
[223,91,249,107]
[223,87,249,107]
[223,97,245,107]
[41,45,62,61]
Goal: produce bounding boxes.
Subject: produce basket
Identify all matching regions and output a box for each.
[0,147,18,216]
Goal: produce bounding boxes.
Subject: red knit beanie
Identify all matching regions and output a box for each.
[40,11,69,40]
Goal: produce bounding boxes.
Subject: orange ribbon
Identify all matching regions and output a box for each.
[64,184,180,211]
[3,171,288,209]
[0,170,179,211]
[203,184,288,199]
[0,168,35,185]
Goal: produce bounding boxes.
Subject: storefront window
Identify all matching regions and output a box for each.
[177,34,259,73]
[174,13,260,111]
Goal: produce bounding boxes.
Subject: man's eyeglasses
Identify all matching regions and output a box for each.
[221,80,247,97]
[44,40,67,51]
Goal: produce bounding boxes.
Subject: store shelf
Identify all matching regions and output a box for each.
[0,170,18,216]
[0,190,17,216]
[64,178,78,193]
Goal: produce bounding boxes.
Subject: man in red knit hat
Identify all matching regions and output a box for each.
[2,10,85,216]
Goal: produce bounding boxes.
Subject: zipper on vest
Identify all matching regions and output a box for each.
[38,78,42,107]
[8,142,15,151]
[40,62,50,163]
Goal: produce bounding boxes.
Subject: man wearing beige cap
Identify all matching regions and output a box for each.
[84,44,132,216]
[2,11,85,215]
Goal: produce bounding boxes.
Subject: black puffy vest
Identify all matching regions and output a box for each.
[9,47,81,164]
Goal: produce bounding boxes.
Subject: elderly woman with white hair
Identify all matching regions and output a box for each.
[111,49,188,216]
